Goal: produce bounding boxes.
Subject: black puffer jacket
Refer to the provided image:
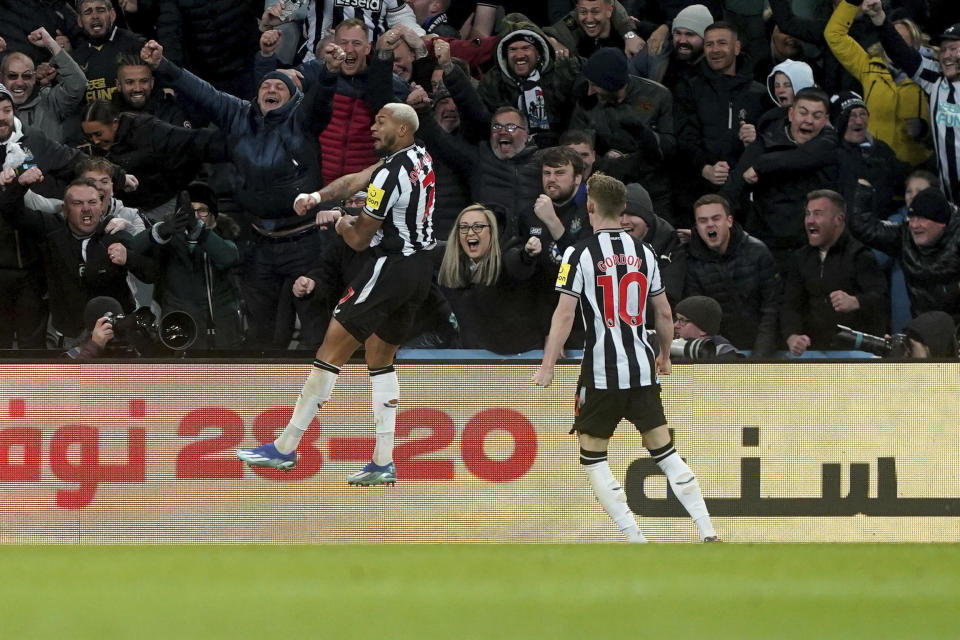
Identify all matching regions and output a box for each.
[674,63,769,176]
[849,185,960,323]
[157,0,260,82]
[684,224,782,356]
[779,231,888,348]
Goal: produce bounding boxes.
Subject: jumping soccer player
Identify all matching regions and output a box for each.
[533,172,718,542]
[237,102,436,486]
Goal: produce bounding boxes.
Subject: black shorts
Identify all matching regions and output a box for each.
[571,384,666,439]
[333,249,434,344]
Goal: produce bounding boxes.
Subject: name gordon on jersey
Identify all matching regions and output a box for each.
[597,253,644,273]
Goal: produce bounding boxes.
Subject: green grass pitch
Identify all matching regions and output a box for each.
[2,544,958,639]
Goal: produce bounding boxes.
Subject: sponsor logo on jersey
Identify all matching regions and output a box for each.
[556,263,570,286]
[366,185,385,211]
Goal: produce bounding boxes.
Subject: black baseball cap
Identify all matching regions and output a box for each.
[938,23,960,43]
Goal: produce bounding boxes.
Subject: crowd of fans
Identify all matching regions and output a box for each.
[1,0,959,358]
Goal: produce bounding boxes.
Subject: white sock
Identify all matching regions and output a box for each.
[582,450,647,543]
[274,360,339,454]
[371,366,398,466]
[653,445,716,540]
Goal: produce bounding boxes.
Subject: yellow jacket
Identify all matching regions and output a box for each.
[824,0,930,166]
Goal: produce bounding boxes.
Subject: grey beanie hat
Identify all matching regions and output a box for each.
[675,296,723,335]
[672,5,713,39]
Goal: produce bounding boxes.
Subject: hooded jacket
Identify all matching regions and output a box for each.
[684,223,782,356]
[766,59,815,106]
[478,17,581,139]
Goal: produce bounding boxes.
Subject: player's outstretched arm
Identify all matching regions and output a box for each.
[315,161,383,204]
[533,294,578,387]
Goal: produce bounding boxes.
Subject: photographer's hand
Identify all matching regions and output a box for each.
[92,316,115,348]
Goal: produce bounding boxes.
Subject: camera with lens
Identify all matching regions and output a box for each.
[834,325,910,358]
[103,307,198,354]
[669,337,717,361]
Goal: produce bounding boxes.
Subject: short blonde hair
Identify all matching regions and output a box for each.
[381,102,419,133]
[586,172,627,219]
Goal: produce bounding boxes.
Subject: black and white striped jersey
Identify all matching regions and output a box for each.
[303,0,419,61]
[912,58,960,203]
[363,142,436,256]
[556,229,663,390]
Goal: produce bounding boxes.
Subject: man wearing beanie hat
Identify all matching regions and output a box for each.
[140,37,347,348]
[545,0,648,60]
[478,16,580,145]
[620,183,686,304]
[630,4,712,90]
[674,295,743,358]
[571,47,675,217]
[903,311,958,358]
[851,183,960,322]
[832,90,904,220]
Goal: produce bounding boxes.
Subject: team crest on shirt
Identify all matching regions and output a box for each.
[366,185,385,211]
[556,263,570,286]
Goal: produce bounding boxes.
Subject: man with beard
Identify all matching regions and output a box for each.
[1,28,87,143]
[111,54,190,129]
[238,103,437,488]
[533,146,589,257]
[867,0,960,204]
[781,189,887,356]
[721,87,838,272]
[72,0,145,104]
[629,3,712,92]
[478,17,580,146]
